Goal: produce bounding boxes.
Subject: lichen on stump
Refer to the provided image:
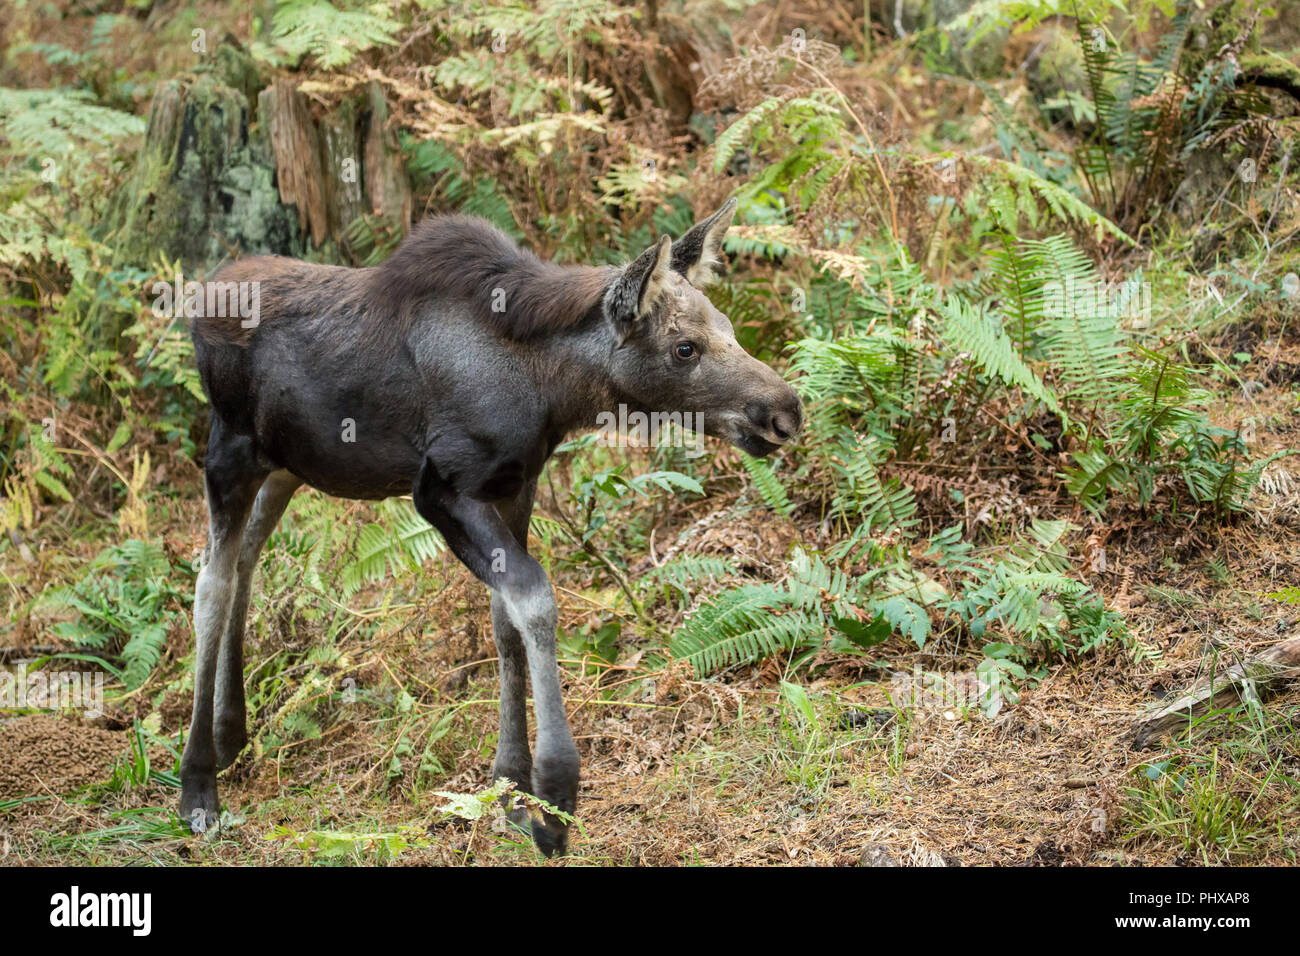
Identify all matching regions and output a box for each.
[100,58,302,275]
[100,45,412,277]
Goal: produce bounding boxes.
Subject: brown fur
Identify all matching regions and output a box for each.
[194,215,615,348]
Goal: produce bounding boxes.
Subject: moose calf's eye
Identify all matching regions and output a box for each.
[675,342,697,360]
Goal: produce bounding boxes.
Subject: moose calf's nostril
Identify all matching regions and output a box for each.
[744,401,768,428]
[771,410,797,441]
[769,394,803,441]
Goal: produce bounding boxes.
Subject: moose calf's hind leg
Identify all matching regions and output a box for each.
[180,435,264,834]
[214,471,301,770]
[180,523,248,832]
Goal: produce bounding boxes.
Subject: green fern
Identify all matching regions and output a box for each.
[403,137,520,238]
[1034,234,1128,413]
[337,499,446,598]
[668,583,803,673]
[37,539,185,691]
[0,87,142,277]
[668,547,923,674]
[1062,445,1132,514]
[713,93,839,176]
[741,454,794,518]
[1003,518,1073,574]
[834,432,917,532]
[267,0,400,70]
[940,294,1062,418]
[0,86,144,157]
[986,230,1045,351]
[967,155,1133,244]
[342,213,402,267]
[876,594,931,649]
[641,554,737,603]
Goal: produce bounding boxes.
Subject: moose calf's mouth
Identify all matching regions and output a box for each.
[737,430,784,457]
[732,392,803,457]
[730,413,801,458]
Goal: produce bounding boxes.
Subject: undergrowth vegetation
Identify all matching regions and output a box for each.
[2,0,1299,864]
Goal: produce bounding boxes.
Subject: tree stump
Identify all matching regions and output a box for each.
[100,49,301,275]
[101,41,411,276]
[249,77,412,261]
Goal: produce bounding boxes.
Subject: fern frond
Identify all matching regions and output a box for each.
[830,431,917,533]
[968,155,1133,244]
[1062,445,1132,513]
[939,294,1063,418]
[1004,518,1074,575]
[875,594,930,648]
[668,584,802,673]
[713,92,839,175]
[270,0,400,70]
[741,454,795,518]
[1035,234,1128,412]
[339,499,445,597]
[641,554,737,599]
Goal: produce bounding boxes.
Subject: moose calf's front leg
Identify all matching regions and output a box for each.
[497,561,580,856]
[489,594,533,825]
[413,463,579,856]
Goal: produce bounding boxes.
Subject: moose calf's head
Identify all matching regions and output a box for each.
[603,198,803,458]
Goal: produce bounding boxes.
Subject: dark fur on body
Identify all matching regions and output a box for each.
[195,216,615,348]
[193,218,621,503]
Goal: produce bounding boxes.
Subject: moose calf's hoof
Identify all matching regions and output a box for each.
[531,816,569,858]
[179,778,219,835]
[529,750,578,857]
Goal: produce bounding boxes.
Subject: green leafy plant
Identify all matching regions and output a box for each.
[37,539,190,690]
[262,0,401,69]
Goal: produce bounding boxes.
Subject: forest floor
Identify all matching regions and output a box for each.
[4,335,1299,867]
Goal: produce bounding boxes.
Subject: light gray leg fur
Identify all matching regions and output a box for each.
[214,470,301,769]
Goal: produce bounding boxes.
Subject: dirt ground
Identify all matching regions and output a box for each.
[2,502,1297,866]
[0,716,126,798]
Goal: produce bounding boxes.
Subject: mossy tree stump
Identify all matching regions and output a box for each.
[102,43,412,278]
[102,65,299,275]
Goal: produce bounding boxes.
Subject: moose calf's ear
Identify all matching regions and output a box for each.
[670,197,738,287]
[605,234,673,338]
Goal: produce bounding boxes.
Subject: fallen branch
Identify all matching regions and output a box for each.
[1132,636,1300,748]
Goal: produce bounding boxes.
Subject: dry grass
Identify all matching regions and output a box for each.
[4,426,1299,866]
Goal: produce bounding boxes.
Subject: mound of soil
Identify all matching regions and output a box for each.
[0,716,127,798]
